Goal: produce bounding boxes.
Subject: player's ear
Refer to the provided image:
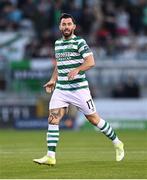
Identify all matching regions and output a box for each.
[59,24,61,30]
[73,24,76,30]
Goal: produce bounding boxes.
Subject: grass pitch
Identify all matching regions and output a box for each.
[0,128,147,179]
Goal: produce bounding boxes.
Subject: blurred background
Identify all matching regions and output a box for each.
[0,0,147,130]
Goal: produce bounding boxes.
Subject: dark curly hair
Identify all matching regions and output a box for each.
[59,13,76,24]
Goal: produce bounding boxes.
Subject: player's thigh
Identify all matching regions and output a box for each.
[48,107,67,124]
[76,88,96,115]
[49,89,69,109]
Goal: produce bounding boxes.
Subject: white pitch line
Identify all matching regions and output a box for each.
[0,150,147,154]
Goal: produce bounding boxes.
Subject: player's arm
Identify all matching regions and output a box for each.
[77,54,95,71]
[68,54,95,80]
[50,64,58,82]
[68,39,95,80]
[44,65,58,93]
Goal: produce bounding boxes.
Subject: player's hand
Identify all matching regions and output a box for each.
[43,80,56,93]
[68,69,79,80]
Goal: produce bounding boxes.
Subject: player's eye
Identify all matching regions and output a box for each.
[68,23,72,26]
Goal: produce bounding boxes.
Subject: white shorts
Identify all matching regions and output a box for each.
[49,88,96,115]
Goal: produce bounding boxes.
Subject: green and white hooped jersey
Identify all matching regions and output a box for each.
[55,35,93,91]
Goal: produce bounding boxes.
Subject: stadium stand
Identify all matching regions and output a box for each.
[1,0,147,128]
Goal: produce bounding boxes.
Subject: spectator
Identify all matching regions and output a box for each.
[111,82,126,98]
[142,4,147,35]
[116,6,130,36]
[112,76,140,98]
[128,4,143,34]
[6,4,23,23]
[123,76,140,98]
[102,1,117,38]
[96,23,110,47]
[81,5,96,36]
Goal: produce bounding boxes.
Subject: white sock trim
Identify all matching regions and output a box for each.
[48,124,59,131]
[47,151,55,158]
[112,137,121,145]
[97,118,105,129]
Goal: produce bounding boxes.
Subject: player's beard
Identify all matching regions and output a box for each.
[62,29,73,39]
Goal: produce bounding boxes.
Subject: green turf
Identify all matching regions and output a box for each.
[0,129,147,179]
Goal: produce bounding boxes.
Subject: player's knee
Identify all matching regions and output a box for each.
[48,114,60,125]
[86,113,100,126]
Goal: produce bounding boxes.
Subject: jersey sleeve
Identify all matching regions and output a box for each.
[77,39,93,58]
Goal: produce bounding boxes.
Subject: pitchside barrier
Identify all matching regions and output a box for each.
[75,98,147,130]
[1,98,147,130]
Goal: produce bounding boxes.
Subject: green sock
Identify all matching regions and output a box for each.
[47,124,59,158]
[97,118,117,141]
